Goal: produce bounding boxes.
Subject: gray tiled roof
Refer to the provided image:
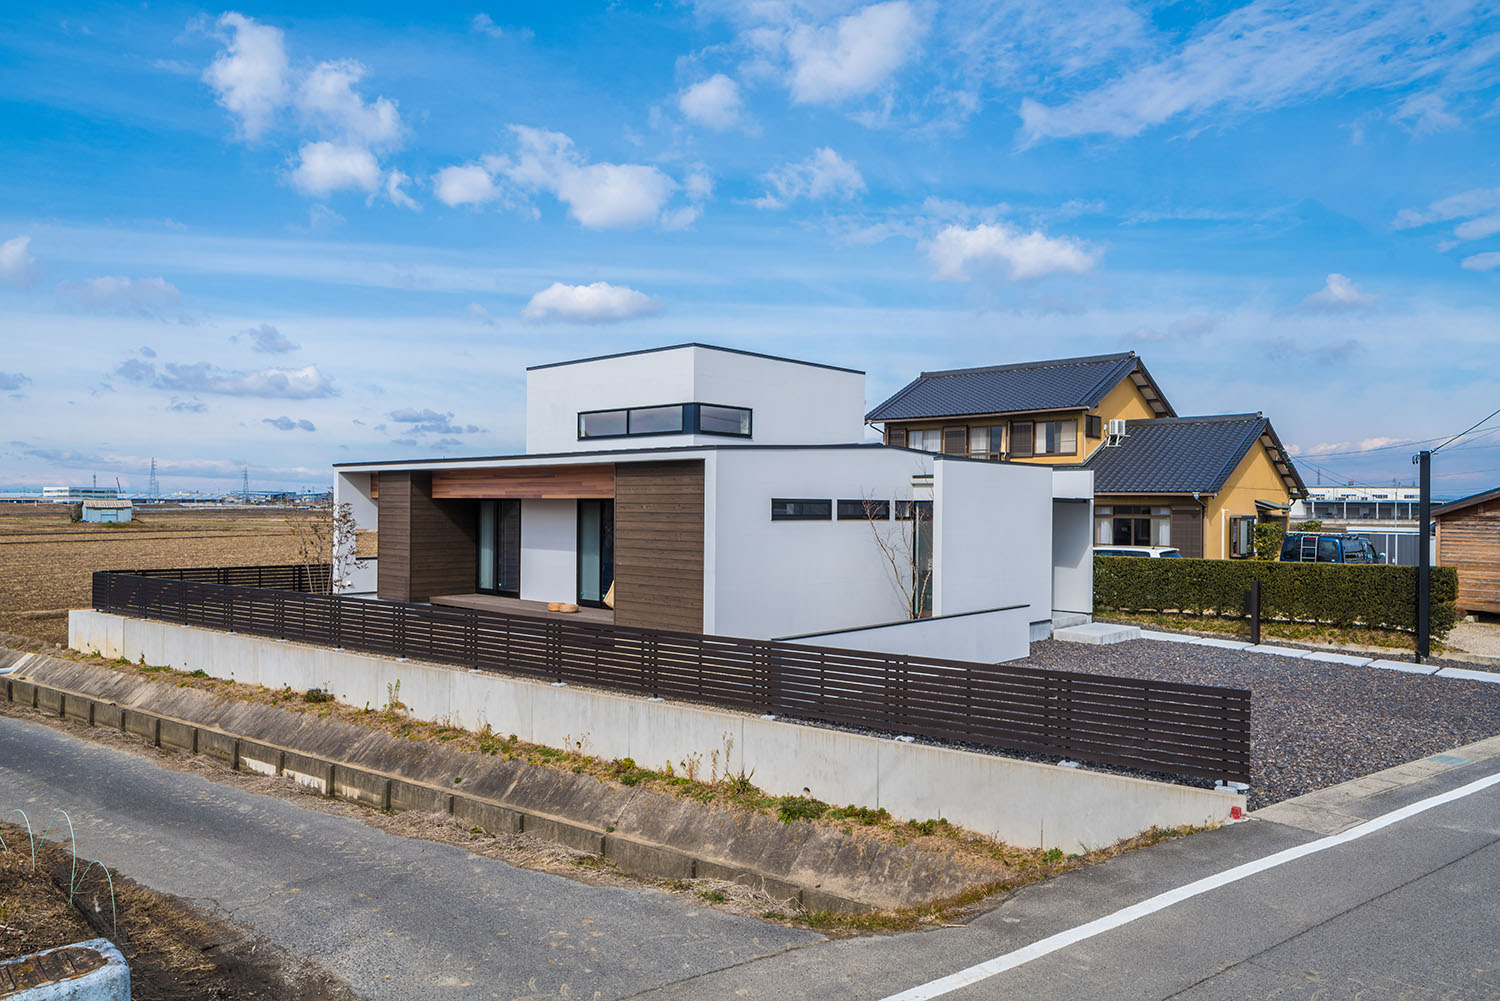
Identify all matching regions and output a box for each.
[1083,414,1305,496]
[866,352,1172,421]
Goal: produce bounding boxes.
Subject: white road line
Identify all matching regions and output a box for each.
[880,767,1500,1001]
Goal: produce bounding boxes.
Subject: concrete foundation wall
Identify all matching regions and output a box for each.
[70,610,1242,853]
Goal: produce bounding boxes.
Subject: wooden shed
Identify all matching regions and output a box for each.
[1435,486,1500,615]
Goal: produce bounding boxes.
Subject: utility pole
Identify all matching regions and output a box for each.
[1413,449,1431,663]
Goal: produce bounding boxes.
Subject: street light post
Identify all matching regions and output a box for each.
[1413,449,1431,663]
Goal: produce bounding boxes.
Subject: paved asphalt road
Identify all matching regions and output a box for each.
[0,713,819,1000]
[3,710,1498,1000]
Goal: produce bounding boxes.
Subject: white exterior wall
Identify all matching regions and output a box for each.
[524,345,866,454]
[1049,468,1095,616]
[932,457,1055,626]
[332,471,379,595]
[705,447,934,638]
[519,499,577,604]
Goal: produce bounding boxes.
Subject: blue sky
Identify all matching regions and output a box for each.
[2,1,1499,495]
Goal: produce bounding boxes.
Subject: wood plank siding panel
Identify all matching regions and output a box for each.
[376,471,478,602]
[1171,506,1205,559]
[1438,497,1500,614]
[613,461,705,633]
[431,465,614,499]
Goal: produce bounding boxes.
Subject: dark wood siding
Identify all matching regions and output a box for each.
[1171,506,1204,559]
[613,461,704,632]
[1438,497,1500,614]
[376,471,478,602]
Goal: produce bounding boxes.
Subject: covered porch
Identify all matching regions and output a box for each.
[430,593,615,625]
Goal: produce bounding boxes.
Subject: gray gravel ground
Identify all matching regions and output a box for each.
[1021,638,1500,810]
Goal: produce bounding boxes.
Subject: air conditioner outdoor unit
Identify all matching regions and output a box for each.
[1107,419,1127,438]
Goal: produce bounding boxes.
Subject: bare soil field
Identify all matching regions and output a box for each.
[0,506,341,647]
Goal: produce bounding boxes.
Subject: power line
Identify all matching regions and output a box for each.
[1432,406,1500,455]
[1305,421,1500,458]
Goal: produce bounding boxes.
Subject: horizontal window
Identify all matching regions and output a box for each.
[579,409,628,438]
[906,428,941,452]
[837,499,890,520]
[697,404,751,437]
[894,499,931,521]
[629,405,685,434]
[771,498,832,521]
[578,402,751,439]
[1035,419,1078,455]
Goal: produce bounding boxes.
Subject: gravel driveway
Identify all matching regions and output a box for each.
[1021,639,1500,810]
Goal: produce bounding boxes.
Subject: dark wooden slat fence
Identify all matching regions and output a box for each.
[93,566,1251,783]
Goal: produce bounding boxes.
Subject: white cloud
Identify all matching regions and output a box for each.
[496,126,680,229]
[1017,2,1482,144]
[205,13,408,205]
[753,147,866,209]
[203,12,289,140]
[1453,214,1500,241]
[1391,92,1462,136]
[1461,251,1500,272]
[263,415,316,431]
[466,302,498,326]
[521,281,663,324]
[384,170,419,210]
[290,141,382,196]
[782,1,925,105]
[58,275,182,313]
[1303,273,1378,310]
[678,74,745,130]
[926,223,1096,281]
[296,59,403,148]
[471,13,505,38]
[243,323,299,353]
[0,235,38,288]
[433,164,502,207]
[118,359,336,398]
[1394,186,1500,230]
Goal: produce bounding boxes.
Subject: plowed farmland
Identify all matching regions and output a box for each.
[0,506,357,646]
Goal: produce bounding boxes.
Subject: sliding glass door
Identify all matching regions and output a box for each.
[577,499,614,607]
[476,499,521,597]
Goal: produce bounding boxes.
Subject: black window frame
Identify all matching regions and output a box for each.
[577,402,752,440]
[771,498,832,521]
[837,499,890,520]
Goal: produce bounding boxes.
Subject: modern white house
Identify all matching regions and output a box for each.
[333,344,1093,661]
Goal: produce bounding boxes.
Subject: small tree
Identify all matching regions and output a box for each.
[285,502,368,594]
[863,496,933,619]
[1291,520,1323,532]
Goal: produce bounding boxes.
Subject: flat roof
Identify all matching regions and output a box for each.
[524,342,864,375]
[334,441,896,470]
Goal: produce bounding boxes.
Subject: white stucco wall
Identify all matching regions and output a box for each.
[519,499,576,604]
[524,345,867,454]
[705,447,934,638]
[782,605,1031,663]
[1052,500,1094,615]
[932,457,1055,626]
[333,471,379,595]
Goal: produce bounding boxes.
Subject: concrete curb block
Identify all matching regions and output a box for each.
[1367,659,1439,676]
[4,675,878,913]
[1433,666,1500,684]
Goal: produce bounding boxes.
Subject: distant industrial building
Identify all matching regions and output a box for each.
[1289,486,1445,566]
[42,485,121,502]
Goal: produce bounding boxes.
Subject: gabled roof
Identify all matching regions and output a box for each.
[1082,414,1307,499]
[865,352,1175,422]
[1434,485,1500,518]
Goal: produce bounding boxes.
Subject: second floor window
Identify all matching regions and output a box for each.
[907,428,941,452]
[578,403,751,440]
[1012,419,1077,456]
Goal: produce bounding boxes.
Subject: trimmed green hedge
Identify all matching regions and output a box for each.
[1094,557,1459,639]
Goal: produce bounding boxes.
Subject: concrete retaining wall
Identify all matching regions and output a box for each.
[67,610,1243,853]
